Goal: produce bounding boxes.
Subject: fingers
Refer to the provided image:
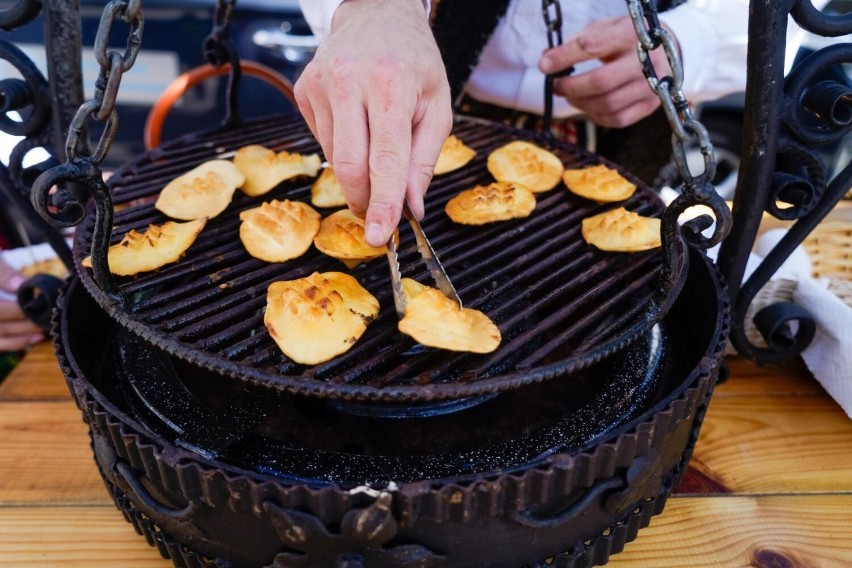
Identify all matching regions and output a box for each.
[407,98,453,220]
[0,259,25,294]
[0,271,25,295]
[557,72,659,126]
[332,108,370,217]
[540,17,630,74]
[0,300,43,351]
[364,76,416,247]
[593,97,662,128]
[553,55,636,101]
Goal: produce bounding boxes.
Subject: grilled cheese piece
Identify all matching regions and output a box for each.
[562,163,637,203]
[581,207,661,252]
[82,218,207,276]
[239,199,321,263]
[234,144,322,197]
[155,160,244,220]
[314,209,395,269]
[398,279,501,354]
[310,166,347,208]
[434,134,477,175]
[445,181,536,225]
[265,271,379,365]
[487,140,564,192]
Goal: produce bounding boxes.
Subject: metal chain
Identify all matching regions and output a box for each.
[542,0,564,50]
[541,0,574,139]
[204,0,237,68]
[626,0,715,185]
[65,0,144,164]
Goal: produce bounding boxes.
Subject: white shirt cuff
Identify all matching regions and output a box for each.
[299,0,432,43]
[658,1,750,104]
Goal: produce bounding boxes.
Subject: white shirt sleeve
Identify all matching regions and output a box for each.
[297,0,346,42]
[658,0,751,104]
[298,0,431,43]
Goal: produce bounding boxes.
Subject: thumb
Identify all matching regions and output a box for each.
[0,260,26,293]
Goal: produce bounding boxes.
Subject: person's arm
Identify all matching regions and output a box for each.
[0,258,43,352]
[656,0,750,104]
[296,0,448,247]
[538,1,750,128]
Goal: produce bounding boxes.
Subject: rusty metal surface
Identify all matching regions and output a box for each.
[52,248,728,566]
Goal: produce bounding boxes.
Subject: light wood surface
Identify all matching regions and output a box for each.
[1,342,851,567]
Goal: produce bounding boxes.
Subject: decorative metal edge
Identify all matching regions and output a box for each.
[52,254,728,566]
[101,467,675,568]
[719,0,852,364]
[0,0,41,31]
[57,299,723,529]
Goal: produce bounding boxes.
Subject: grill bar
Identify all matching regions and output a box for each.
[74,115,675,400]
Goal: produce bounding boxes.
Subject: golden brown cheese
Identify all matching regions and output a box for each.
[155,160,244,220]
[445,181,536,225]
[239,199,321,263]
[234,144,322,197]
[562,163,636,203]
[264,271,379,365]
[82,218,207,276]
[487,140,564,192]
[433,134,477,175]
[310,166,347,208]
[581,207,661,252]
[398,280,501,354]
[314,209,394,269]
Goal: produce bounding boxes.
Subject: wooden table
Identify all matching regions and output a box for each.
[1,343,851,567]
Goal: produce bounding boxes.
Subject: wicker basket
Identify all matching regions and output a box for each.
[802,221,852,279]
[739,221,851,351]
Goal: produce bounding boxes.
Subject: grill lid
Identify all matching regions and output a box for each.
[72,115,687,402]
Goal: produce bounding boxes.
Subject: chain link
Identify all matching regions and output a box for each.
[626,0,715,184]
[205,0,237,67]
[66,0,144,163]
[542,0,564,49]
[541,0,574,139]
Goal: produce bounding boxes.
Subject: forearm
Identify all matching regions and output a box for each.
[657,0,751,104]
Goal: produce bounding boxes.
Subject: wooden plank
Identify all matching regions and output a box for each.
[687,393,852,493]
[610,495,852,567]
[1,496,850,567]
[717,357,824,397]
[0,343,71,401]
[0,401,110,505]
[0,507,171,567]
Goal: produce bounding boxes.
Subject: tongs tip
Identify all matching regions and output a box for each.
[387,200,462,320]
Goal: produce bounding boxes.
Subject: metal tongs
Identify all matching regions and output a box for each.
[387,200,462,319]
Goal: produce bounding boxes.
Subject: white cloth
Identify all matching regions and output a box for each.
[751,229,851,419]
[299,0,751,117]
[794,276,852,419]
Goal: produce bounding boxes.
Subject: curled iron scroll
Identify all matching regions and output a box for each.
[0,40,51,137]
[783,43,852,145]
[31,158,123,304]
[791,0,852,36]
[766,139,826,221]
[0,0,41,30]
[729,16,850,363]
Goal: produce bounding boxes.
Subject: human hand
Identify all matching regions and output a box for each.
[294,0,453,247]
[539,15,676,128]
[0,257,43,351]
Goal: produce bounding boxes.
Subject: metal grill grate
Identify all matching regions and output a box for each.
[73,115,668,401]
